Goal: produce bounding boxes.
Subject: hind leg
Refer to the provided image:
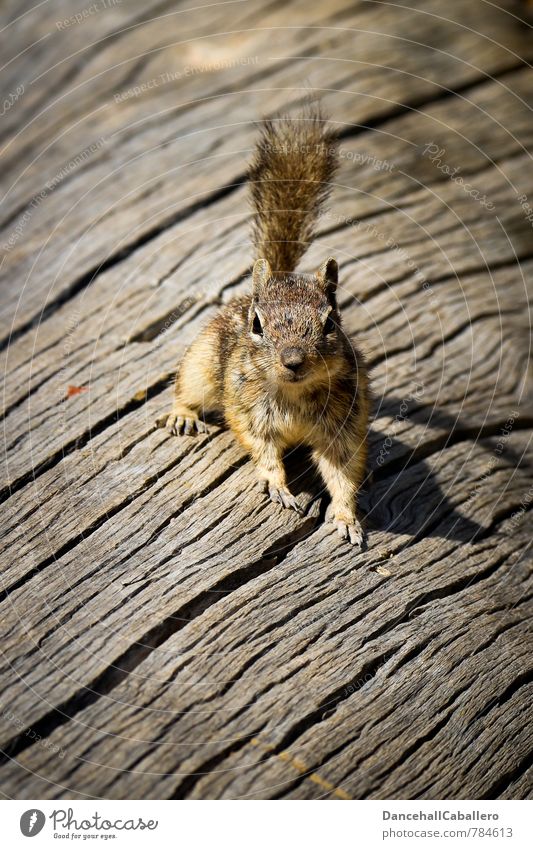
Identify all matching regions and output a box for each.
[165,329,220,436]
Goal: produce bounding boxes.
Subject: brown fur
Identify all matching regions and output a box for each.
[165,108,370,546]
[249,106,338,273]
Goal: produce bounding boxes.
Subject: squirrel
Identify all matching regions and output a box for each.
[164,107,370,546]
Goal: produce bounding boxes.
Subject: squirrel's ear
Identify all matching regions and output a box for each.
[316,257,338,300]
[252,258,272,296]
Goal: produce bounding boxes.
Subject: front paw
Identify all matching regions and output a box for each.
[336,518,364,547]
[326,506,364,546]
[165,410,207,436]
[258,480,303,514]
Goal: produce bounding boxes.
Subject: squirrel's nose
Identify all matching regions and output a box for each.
[281,346,305,372]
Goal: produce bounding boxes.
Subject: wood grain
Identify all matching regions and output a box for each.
[0,0,531,799]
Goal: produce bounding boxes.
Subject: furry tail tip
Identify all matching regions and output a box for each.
[248,106,339,273]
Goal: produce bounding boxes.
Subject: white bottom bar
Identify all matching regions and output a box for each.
[3,799,532,848]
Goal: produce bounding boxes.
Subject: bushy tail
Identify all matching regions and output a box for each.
[248,106,339,273]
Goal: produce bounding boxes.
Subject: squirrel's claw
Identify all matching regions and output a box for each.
[165,415,177,435]
[266,484,303,514]
[258,479,303,513]
[165,412,207,436]
[339,520,364,547]
[337,521,363,546]
[327,509,364,547]
[348,523,364,546]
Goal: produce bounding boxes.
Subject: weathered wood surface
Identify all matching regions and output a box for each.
[0,0,532,800]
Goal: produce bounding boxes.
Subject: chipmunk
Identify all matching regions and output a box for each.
[164,108,370,545]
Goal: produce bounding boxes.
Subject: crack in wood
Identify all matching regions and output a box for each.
[0,373,171,503]
[372,418,533,485]
[0,179,245,354]
[482,747,533,799]
[0,509,320,764]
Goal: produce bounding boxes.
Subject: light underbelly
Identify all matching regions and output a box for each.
[272,411,317,447]
[252,397,322,447]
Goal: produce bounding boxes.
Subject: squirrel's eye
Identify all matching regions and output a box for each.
[323,315,335,335]
[252,312,263,336]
